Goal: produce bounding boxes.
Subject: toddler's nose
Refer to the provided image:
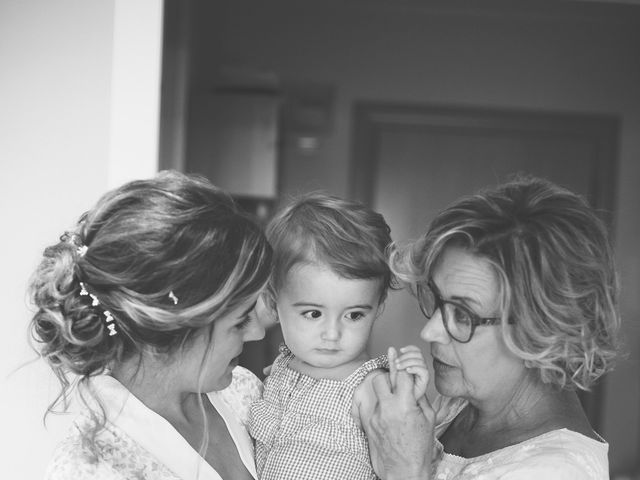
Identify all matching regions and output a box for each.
[321,318,341,341]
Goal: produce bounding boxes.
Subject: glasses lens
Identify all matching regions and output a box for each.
[417,283,436,317]
[443,303,473,342]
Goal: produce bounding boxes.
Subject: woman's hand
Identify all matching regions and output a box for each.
[355,347,435,480]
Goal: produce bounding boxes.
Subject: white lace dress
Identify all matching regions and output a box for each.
[431,395,610,480]
[44,367,262,480]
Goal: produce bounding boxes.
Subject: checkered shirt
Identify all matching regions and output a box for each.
[248,344,388,480]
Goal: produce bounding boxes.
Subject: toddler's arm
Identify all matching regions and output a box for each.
[390,345,429,400]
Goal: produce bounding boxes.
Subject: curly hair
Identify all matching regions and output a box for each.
[29,170,272,426]
[264,192,394,310]
[391,176,620,391]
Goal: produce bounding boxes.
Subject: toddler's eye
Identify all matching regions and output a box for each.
[346,311,365,321]
[302,310,322,320]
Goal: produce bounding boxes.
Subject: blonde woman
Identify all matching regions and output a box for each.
[30,171,272,480]
[359,177,620,480]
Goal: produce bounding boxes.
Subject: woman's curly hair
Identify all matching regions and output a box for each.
[29,170,272,421]
[391,175,620,391]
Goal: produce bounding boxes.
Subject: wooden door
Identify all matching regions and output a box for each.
[351,102,618,429]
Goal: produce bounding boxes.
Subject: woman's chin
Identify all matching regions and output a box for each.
[203,370,234,393]
[433,376,459,398]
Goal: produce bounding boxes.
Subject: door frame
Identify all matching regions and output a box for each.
[350,100,620,431]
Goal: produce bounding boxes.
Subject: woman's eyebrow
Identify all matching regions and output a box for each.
[449,294,482,308]
[431,280,483,309]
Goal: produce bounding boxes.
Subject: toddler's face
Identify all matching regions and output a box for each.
[276,262,382,374]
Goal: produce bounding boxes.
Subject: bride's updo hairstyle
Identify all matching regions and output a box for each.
[29,170,272,413]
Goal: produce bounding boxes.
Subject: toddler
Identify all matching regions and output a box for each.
[248,193,428,480]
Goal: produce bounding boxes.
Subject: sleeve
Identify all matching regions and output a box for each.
[217,366,264,426]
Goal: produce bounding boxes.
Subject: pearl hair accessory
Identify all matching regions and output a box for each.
[60,231,88,257]
[79,282,117,336]
[168,290,179,305]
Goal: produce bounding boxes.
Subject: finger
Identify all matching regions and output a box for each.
[395,357,427,371]
[396,362,427,374]
[388,346,398,391]
[395,369,414,396]
[396,348,425,358]
[395,350,426,368]
[409,367,430,399]
[399,345,421,354]
[395,350,425,360]
[417,394,435,422]
[262,363,273,376]
[405,365,428,376]
[371,370,393,398]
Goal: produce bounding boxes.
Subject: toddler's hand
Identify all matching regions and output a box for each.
[391,345,429,399]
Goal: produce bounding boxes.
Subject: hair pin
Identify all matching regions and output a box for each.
[79,282,118,336]
[168,290,179,305]
[103,310,117,336]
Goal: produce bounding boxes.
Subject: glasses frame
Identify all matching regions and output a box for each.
[417,280,505,343]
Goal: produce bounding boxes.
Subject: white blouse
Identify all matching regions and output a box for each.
[431,395,610,480]
[45,367,262,480]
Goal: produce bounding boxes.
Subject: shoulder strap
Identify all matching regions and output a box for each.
[347,354,389,386]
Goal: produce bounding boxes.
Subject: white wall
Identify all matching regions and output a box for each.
[188,1,640,474]
[0,1,162,476]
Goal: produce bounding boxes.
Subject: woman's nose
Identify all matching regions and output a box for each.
[243,316,266,342]
[420,308,450,344]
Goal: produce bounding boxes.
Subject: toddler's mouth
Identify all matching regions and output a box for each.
[315,348,340,354]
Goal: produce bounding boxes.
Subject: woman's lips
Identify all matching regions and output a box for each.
[433,357,455,370]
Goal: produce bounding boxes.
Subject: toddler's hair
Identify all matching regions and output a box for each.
[265,192,393,309]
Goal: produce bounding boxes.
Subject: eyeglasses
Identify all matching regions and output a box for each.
[416,280,508,343]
